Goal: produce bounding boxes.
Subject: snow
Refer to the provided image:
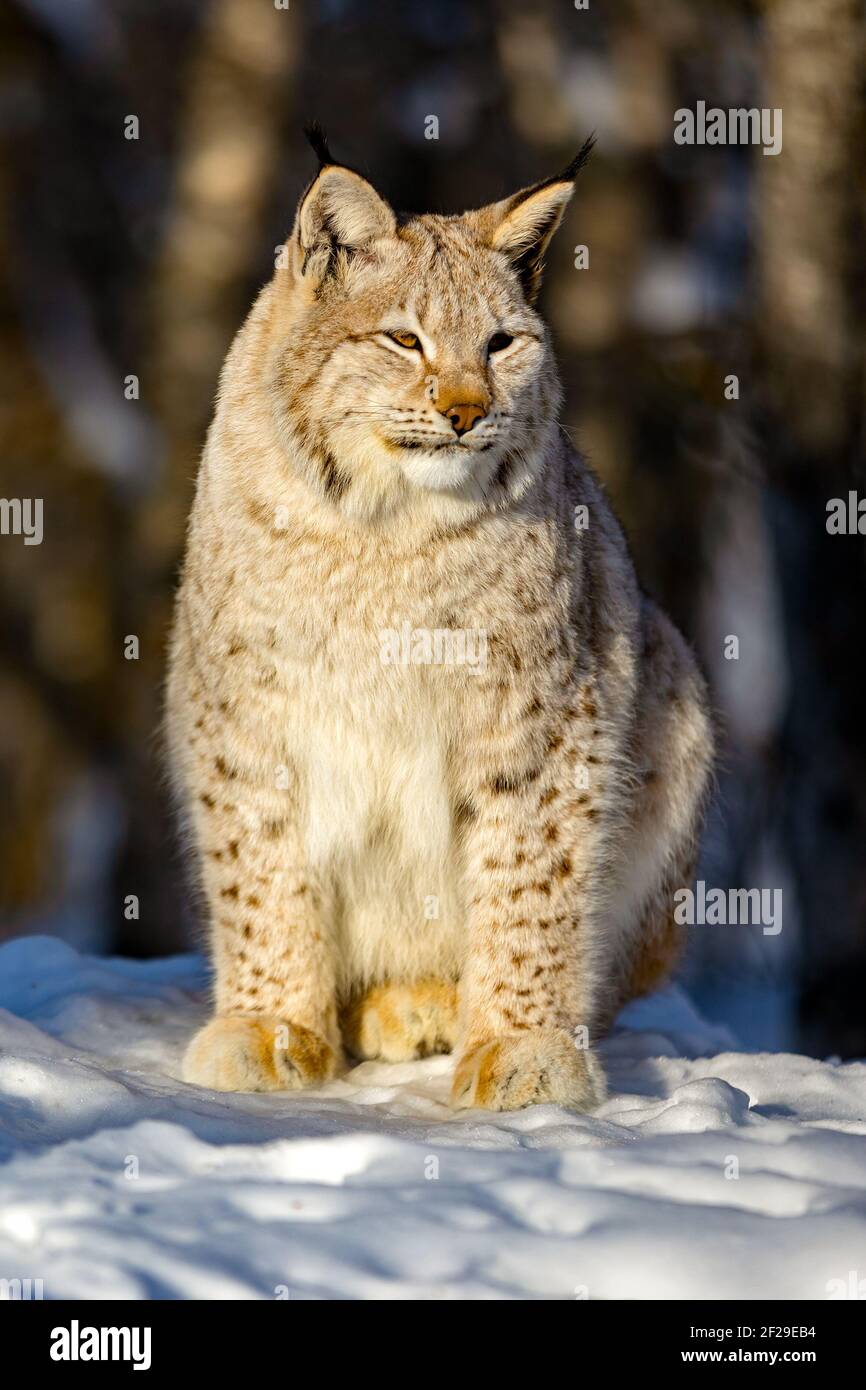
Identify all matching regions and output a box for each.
[1,935,865,1300]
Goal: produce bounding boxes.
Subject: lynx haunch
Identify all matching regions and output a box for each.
[167,128,714,1112]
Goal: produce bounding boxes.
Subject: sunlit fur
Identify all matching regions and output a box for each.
[167,147,714,1111]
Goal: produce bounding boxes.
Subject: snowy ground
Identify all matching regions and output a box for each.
[0,936,864,1301]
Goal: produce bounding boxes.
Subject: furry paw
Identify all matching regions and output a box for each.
[342,979,459,1062]
[450,1029,606,1112]
[182,1015,337,1093]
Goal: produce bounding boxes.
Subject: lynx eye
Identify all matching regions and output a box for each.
[387,330,421,350]
[488,332,514,355]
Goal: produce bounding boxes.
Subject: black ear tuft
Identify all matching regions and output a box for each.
[559,132,596,182]
[492,139,595,303]
[303,121,335,169]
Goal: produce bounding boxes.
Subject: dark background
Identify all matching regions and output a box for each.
[1,0,864,1056]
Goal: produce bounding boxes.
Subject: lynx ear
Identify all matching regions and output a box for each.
[292,124,396,285]
[484,136,595,302]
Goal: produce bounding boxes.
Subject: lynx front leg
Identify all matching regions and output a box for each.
[452,713,613,1113]
[179,723,339,1093]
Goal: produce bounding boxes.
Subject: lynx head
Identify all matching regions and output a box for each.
[267,126,593,522]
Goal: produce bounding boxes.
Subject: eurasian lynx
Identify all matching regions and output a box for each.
[167,130,713,1111]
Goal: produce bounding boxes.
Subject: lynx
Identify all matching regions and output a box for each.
[167,129,714,1112]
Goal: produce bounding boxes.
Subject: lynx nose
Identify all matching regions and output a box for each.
[443,402,486,437]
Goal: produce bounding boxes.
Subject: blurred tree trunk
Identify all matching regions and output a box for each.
[757,0,866,1054]
[114,0,302,954]
[0,13,115,935]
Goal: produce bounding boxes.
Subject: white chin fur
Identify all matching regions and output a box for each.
[397,445,496,494]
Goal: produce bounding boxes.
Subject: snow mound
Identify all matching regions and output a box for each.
[0,936,864,1300]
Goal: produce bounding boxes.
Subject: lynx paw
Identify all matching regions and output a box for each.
[451,1029,606,1113]
[342,979,459,1062]
[182,1015,337,1093]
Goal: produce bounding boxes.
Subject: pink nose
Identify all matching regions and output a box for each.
[443,402,486,437]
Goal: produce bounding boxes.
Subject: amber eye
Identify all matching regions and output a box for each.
[388,330,421,350]
[488,332,514,355]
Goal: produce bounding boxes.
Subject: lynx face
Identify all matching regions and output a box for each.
[267,136,594,520]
